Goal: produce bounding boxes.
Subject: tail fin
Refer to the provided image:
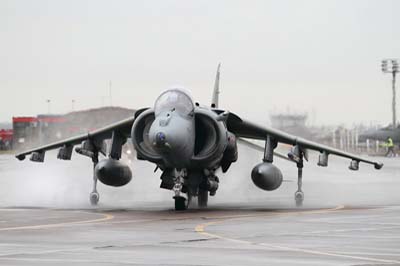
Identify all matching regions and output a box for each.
[211,63,221,108]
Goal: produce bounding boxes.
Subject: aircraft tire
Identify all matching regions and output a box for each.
[174,196,187,211]
[90,191,99,206]
[295,191,304,207]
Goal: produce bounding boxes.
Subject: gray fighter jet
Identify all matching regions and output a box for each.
[359,125,400,143]
[15,65,383,210]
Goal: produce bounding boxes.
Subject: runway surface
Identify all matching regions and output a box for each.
[1,150,400,265]
[1,205,400,265]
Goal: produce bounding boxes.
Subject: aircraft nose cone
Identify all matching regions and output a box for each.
[148,113,195,168]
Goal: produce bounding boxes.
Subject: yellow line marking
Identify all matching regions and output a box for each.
[0,211,114,232]
[195,205,400,264]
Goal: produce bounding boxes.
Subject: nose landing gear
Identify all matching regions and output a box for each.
[174,196,189,211]
[173,169,190,211]
[170,168,220,210]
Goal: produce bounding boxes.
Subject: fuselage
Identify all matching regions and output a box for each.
[131,88,237,172]
[149,108,196,168]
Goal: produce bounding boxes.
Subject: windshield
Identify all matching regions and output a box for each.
[154,89,194,116]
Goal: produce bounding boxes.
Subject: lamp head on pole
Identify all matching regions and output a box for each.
[393,60,399,73]
[381,60,388,72]
[381,59,399,73]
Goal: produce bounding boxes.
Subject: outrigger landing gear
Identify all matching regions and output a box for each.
[75,140,101,206]
[89,151,100,206]
[288,145,306,207]
[90,191,99,205]
[295,160,304,207]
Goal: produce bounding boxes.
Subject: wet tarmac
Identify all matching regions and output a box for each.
[1,205,400,265]
[0,150,400,265]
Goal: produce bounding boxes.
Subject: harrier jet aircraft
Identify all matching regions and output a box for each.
[16,65,383,210]
[359,125,400,143]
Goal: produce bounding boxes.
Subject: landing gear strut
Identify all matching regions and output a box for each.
[90,151,100,206]
[197,169,219,208]
[295,160,304,207]
[197,189,208,208]
[76,140,101,206]
[173,169,189,211]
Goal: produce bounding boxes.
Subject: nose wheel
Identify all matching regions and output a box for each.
[172,169,190,211]
[174,192,193,211]
[174,196,186,211]
[174,196,190,211]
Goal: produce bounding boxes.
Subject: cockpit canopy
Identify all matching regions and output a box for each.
[154,88,195,116]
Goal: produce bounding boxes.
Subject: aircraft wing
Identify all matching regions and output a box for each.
[237,138,293,162]
[15,109,146,161]
[227,112,383,169]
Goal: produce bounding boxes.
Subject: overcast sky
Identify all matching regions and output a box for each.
[1,0,399,126]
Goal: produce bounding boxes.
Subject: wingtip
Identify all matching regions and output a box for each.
[374,162,383,170]
[16,154,26,161]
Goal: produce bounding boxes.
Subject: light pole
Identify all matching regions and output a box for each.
[46,99,51,114]
[71,99,75,111]
[381,59,399,128]
[109,80,113,106]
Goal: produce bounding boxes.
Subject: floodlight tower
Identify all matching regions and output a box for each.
[46,99,51,114]
[381,59,399,128]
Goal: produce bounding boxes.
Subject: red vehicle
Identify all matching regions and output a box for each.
[0,129,13,150]
[12,117,38,149]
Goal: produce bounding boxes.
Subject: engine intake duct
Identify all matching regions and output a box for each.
[194,114,218,157]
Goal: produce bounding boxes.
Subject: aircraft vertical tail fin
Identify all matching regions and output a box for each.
[211,63,221,108]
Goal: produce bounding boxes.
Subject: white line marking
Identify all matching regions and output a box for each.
[195,205,400,264]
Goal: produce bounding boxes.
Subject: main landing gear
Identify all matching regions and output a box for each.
[197,189,208,208]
